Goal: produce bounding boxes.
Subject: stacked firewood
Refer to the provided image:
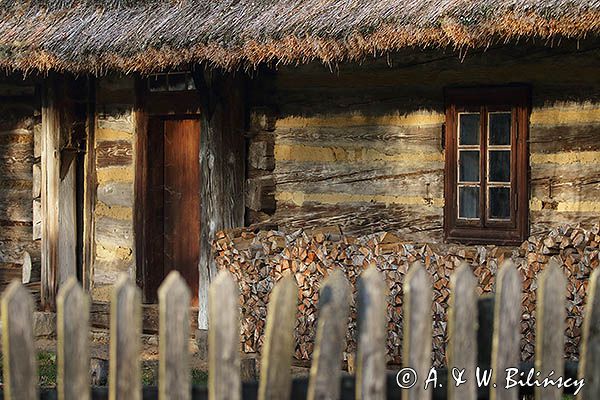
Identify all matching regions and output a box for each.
[213,223,600,365]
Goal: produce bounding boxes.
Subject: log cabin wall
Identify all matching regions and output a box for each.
[92,76,136,301]
[0,76,41,288]
[246,43,600,240]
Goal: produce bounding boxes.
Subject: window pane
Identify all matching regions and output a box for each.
[489,187,511,219]
[148,74,167,92]
[459,150,480,182]
[489,113,511,145]
[168,73,188,91]
[459,186,479,219]
[489,150,510,182]
[459,113,480,145]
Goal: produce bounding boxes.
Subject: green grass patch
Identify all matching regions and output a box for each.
[191,369,208,386]
[38,351,57,387]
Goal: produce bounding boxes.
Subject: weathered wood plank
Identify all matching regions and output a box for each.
[307,269,351,400]
[33,198,42,240]
[273,44,598,93]
[356,267,387,400]
[250,202,443,241]
[0,231,40,265]
[209,271,240,400]
[91,258,134,287]
[274,161,443,198]
[97,104,134,133]
[22,251,32,283]
[33,163,41,198]
[530,124,600,153]
[109,275,142,400]
[578,268,600,399]
[0,189,32,222]
[490,261,521,400]
[530,211,600,235]
[447,263,477,400]
[97,182,134,208]
[402,262,432,400]
[249,138,275,170]
[0,263,24,285]
[275,125,442,154]
[0,142,34,180]
[0,132,33,146]
[41,77,60,309]
[246,175,276,212]
[82,78,96,292]
[258,274,298,400]
[95,216,133,249]
[96,140,133,168]
[1,280,37,400]
[531,162,600,203]
[159,271,191,400]
[90,301,198,334]
[198,73,246,330]
[58,158,77,286]
[57,277,90,400]
[535,259,567,400]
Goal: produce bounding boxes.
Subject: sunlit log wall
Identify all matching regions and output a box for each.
[246,43,600,239]
[91,76,136,301]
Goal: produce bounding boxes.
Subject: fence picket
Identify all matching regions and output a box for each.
[447,263,477,400]
[258,273,298,400]
[109,274,142,400]
[535,259,566,400]
[490,261,521,400]
[402,262,432,400]
[159,271,191,400]
[307,269,351,400]
[57,277,90,400]
[356,267,387,400]
[578,268,600,399]
[209,271,241,400]
[1,280,37,400]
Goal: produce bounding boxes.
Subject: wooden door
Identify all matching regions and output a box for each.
[145,117,200,305]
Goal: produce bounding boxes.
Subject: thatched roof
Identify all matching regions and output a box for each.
[1,0,599,74]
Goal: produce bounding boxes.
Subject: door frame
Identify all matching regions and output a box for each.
[134,78,203,303]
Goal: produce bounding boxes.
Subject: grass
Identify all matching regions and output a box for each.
[0,351,208,388]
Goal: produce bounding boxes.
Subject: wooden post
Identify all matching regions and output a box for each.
[209,271,241,400]
[159,271,191,400]
[307,269,351,400]
[41,76,60,309]
[57,277,90,400]
[82,76,96,292]
[41,75,79,309]
[447,263,477,400]
[490,261,521,400]
[197,71,245,330]
[1,281,37,400]
[535,259,566,400]
[402,262,432,400]
[109,274,142,400]
[578,268,600,399]
[356,267,387,400]
[258,274,298,400]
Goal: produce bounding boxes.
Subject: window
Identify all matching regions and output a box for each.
[148,72,196,92]
[444,87,530,244]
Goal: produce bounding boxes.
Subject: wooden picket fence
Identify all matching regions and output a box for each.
[1,259,599,399]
